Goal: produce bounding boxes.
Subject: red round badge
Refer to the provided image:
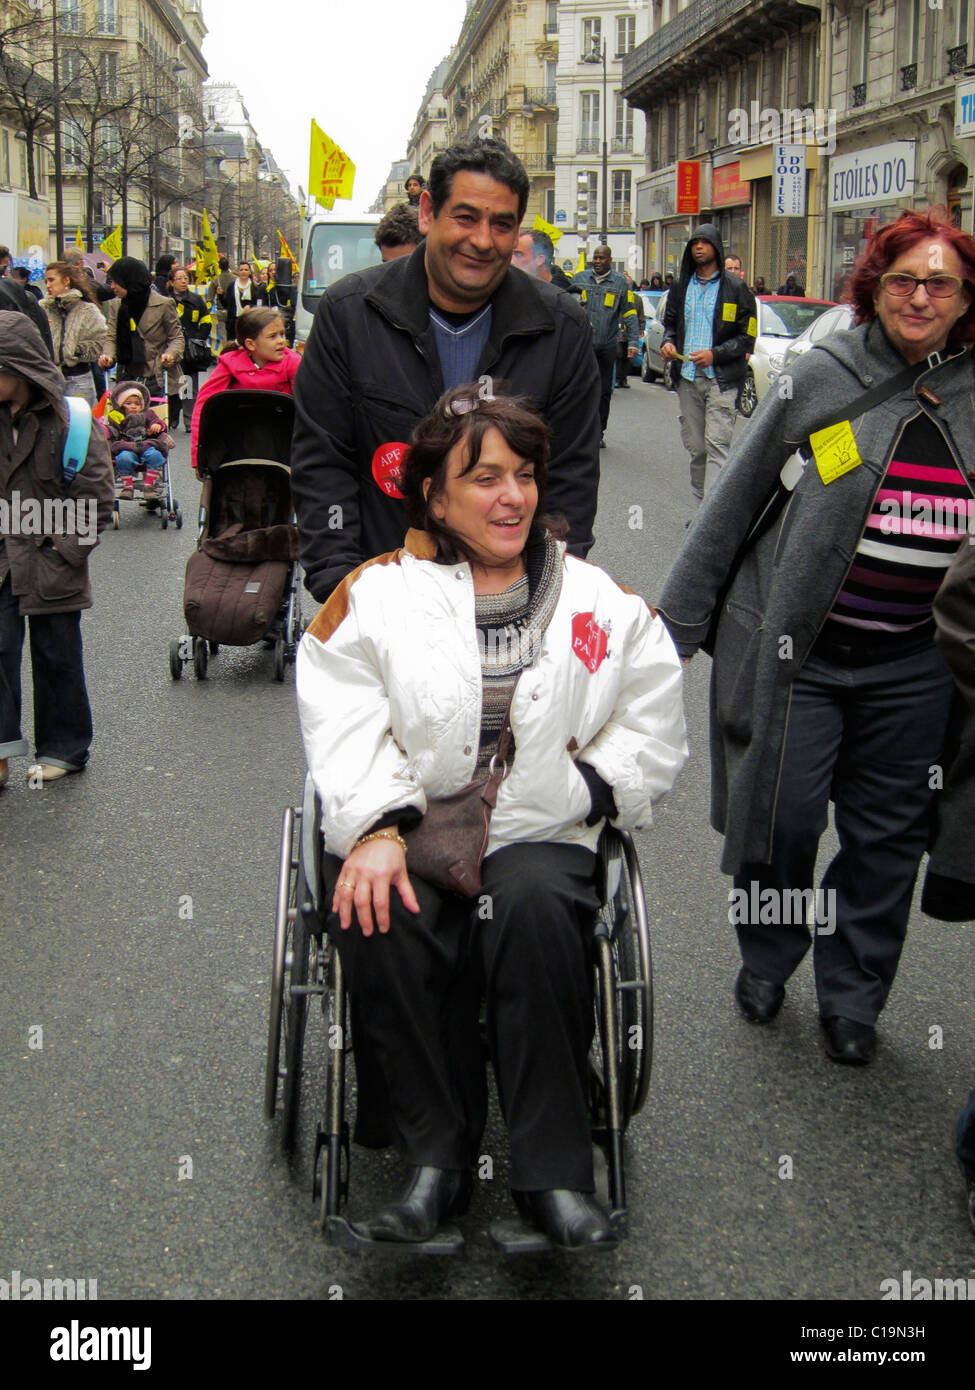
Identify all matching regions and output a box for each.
[371,441,408,499]
[571,612,609,673]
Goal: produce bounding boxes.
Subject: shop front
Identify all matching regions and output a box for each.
[709,158,752,278]
[636,166,690,283]
[827,142,916,301]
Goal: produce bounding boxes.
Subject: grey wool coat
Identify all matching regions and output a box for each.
[658,317,975,896]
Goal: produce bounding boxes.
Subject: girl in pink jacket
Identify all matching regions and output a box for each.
[190,306,300,468]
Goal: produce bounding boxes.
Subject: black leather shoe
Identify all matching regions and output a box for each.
[357,1166,472,1243]
[822,1016,876,1065]
[735,966,785,1024]
[514,1189,617,1250]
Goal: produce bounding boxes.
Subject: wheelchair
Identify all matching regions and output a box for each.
[264,773,654,1253]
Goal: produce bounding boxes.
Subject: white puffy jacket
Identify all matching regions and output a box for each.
[296,530,688,860]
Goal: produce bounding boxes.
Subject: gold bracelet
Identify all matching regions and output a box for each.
[353,829,408,855]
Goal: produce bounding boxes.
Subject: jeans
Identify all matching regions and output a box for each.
[61,370,96,407]
[677,373,738,499]
[114,445,166,478]
[732,644,957,1023]
[0,575,93,769]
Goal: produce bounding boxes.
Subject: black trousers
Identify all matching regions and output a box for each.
[732,644,956,1023]
[323,841,600,1191]
[594,344,617,433]
[0,576,93,768]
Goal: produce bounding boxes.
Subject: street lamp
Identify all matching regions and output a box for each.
[582,35,608,242]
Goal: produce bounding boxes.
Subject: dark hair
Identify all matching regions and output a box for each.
[530,230,554,264]
[428,138,530,222]
[10,266,29,282]
[218,256,229,271]
[46,259,98,302]
[375,203,422,249]
[406,172,425,187]
[402,384,555,565]
[155,253,176,277]
[849,206,975,347]
[108,256,151,294]
[236,305,284,347]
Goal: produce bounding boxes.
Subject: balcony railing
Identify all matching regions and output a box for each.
[610,206,633,229]
[622,0,754,90]
[901,63,917,91]
[948,44,968,75]
[851,82,866,107]
[524,87,557,107]
[520,152,556,171]
[611,136,633,153]
[577,136,601,153]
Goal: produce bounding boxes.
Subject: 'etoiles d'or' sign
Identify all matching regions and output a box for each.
[827,142,916,210]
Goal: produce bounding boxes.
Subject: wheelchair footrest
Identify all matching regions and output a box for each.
[488,1211,624,1255]
[324,1214,464,1256]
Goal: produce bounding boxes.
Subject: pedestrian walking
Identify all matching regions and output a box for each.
[661,223,756,504]
[98,256,184,403]
[0,315,114,787]
[208,257,234,353]
[657,208,975,1065]
[568,245,639,444]
[168,266,211,432]
[291,136,600,604]
[220,262,268,344]
[40,261,107,408]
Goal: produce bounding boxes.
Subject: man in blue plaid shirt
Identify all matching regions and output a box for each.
[661,224,756,504]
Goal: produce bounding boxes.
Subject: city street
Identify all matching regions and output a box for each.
[2,374,974,1307]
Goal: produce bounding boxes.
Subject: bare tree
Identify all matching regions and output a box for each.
[0,11,60,201]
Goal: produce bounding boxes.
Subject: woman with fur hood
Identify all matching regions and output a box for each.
[40,261,107,407]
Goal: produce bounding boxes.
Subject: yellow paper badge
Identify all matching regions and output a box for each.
[722,302,737,321]
[747,315,757,336]
[809,420,862,484]
[604,291,616,307]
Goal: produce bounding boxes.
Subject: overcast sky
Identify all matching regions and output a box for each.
[201,0,468,213]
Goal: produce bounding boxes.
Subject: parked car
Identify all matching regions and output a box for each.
[738,295,838,416]
[640,291,671,383]
[766,303,856,389]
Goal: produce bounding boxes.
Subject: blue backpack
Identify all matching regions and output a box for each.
[61,396,93,485]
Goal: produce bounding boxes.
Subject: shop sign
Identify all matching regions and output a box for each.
[828,142,915,209]
[637,170,677,222]
[676,161,700,215]
[773,144,806,217]
[955,79,975,140]
[712,162,750,207]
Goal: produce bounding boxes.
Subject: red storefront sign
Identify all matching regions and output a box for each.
[712,162,751,207]
[676,161,700,215]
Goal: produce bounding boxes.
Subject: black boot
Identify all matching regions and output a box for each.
[356,1166,472,1243]
[514,1189,617,1249]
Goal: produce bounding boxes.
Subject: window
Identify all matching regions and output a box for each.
[1,130,9,186]
[58,0,81,34]
[100,51,118,96]
[100,119,120,166]
[61,49,81,88]
[616,14,636,56]
[582,17,601,59]
[62,118,84,165]
[546,0,559,32]
[581,90,600,141]
[96,0,119,34]
[611,170,632,226]
[849,6,869,87]
[545,187,556,222]
[583,171,598,225]
[615,92,633,144]
[19,142,27,189]
[666,101,678,163]
[958,0,970,46]
[796,29,817,106]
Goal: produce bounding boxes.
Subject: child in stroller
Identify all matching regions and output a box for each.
[106,381,174,501]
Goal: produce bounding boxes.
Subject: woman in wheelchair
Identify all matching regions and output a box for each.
[295,385,687,1249]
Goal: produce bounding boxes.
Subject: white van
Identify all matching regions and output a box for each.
[294,213,383,346]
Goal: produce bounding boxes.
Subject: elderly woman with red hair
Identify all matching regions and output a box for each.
[658,208,975,1064]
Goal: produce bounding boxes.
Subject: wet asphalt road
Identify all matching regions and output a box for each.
[1,375,973,1310]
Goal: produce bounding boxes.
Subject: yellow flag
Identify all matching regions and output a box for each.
[277,229,299,276]
[99,225,122,262]
[574,248,586,275]
[309,120,355,210]
[200,210,220,280]
[74,226,84,249]
[533,215,562,248]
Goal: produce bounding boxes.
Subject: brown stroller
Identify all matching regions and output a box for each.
[169,390,302,681]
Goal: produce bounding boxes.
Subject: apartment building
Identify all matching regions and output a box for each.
[406,56,451,183]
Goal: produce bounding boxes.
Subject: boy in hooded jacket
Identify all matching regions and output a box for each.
[0,315,113,785]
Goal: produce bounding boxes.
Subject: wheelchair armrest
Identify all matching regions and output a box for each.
[300,771,324,924]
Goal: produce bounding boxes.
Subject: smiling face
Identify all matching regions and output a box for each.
[873,237,973,363]
[419,172,520,312]
[426,425,538,585]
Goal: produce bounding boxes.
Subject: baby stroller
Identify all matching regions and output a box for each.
[169,390,302,682]
[106,378,182,531]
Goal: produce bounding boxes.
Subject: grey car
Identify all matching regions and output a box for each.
[640,291,671,384]
[766,303,855,389]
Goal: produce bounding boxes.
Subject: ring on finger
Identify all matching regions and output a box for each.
[338,879,356,890]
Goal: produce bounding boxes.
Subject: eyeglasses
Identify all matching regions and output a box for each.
[879,272,964,299]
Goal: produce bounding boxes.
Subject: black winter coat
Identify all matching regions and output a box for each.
[291,242,602,602]
[661,222,756,391]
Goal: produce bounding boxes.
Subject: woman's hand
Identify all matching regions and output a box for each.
[98,354,114,368]
[332,837,420,937]
[160,352,176,368]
